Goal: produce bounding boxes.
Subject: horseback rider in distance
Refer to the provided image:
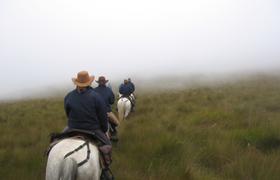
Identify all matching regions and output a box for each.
[119,79,135,111]
[127,78,135,94]
[94,76,120,141]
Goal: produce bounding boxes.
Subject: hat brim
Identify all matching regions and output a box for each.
[72,76,95,87]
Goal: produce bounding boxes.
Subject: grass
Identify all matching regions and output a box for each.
[1,75,280,179]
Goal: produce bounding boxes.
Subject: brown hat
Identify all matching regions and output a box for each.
[96,76,109,84]
[72,71,94,87]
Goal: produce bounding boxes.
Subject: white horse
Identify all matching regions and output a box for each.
[117,96,132,122]
[46,138,101,180]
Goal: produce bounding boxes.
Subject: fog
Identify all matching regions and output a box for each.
[0,0,280,100]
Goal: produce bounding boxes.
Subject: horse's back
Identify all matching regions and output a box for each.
[46,138,100,180]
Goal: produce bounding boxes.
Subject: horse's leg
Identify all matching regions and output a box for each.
[87,145,101,180]
[118,101,125,121]
[46,153,62,180]
[124,101,131,118]
[108,112,120,125]
[46,146,77,180]
[46,165,60,180]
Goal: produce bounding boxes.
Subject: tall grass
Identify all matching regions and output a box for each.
[0,99,65,179]
[1,76,280,179]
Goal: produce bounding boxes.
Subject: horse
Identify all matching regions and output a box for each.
[46,138,101,180]
[117,96,132,122]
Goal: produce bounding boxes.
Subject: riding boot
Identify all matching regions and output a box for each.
[101,168,114,180]
[110,123,118,142]
[131,102,135,112]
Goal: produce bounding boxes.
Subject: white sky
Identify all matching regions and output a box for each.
[0,0,280,99]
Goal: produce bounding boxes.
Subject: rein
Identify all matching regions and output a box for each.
[63,140,91,167]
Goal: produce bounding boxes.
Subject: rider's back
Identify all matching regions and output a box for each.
[94,85,115,112]
[119,84,132,96]
[64,87,108,132]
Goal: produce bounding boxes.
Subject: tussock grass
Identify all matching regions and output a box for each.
[0,99,65,179]
[1,76,280,179]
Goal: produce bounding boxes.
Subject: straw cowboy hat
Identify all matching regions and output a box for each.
[96,76,109,84]
[72,71,94,87]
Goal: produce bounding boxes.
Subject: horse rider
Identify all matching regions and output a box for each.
[94,76,120,141]
[119,79,135,111]
[127,78,135,93]
[127,78,136,108]
[64,71,113,180]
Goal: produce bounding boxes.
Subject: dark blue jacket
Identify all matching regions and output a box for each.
[64,87,108,133]
[94,85,115,112]
[119,84,132,96]
[128,82,135,93]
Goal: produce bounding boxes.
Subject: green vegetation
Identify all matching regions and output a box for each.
[1,76,280,179]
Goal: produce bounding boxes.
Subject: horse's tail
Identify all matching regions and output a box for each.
[118,100,125,122]
[59,157,77,180]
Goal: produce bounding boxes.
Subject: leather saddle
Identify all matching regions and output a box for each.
[50,128,105,144]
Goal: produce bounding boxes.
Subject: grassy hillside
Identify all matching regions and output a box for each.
[1,76,280,179]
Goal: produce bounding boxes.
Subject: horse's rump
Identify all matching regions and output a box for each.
[117,97,132,122]
[46,138,101,180]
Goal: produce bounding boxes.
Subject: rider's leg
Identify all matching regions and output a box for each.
[107,112,119,141]
[129,95,135,112]
[109,122,118,141]
[107,112,119,126]
[93,130,114,180]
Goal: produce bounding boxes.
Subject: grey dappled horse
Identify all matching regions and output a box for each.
[117,95,133,121]
[46,138,101,180]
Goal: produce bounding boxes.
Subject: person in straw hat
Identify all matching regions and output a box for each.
[64,70,114,180]
[94,76,120,141]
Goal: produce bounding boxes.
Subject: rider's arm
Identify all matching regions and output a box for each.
[109,90,115,105]
[64,94,70,118]
[132,83,135,92]
[95,95,109,133]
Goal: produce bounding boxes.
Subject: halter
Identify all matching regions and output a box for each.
[63,140,91,167]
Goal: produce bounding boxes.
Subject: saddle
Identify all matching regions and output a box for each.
[120,94,135,105]
[46,129,104,156]
[46,128,113,176]
[50,129,105,144]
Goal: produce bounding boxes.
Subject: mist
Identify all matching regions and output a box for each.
[1,0,280,100]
